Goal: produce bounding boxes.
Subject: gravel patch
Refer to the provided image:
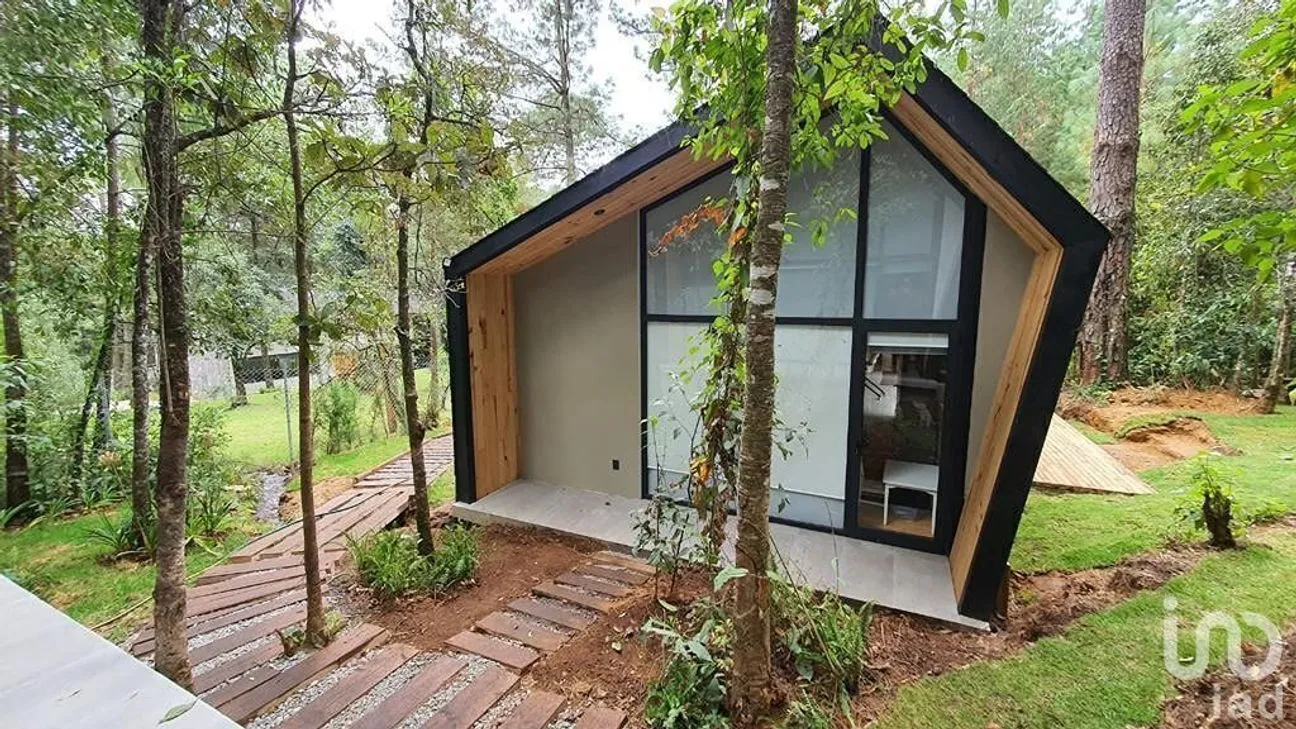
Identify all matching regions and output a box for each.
[321,651,439,729]
[189,601,302,650]
[499,610,575,637]
[247,650,371,729]
[471,686,526,729]
[193,634,276,676]
[395,654,495,729]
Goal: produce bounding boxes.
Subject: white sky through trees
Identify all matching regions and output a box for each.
[318,0,675,171]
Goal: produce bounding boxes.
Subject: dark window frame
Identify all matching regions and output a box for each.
[638,111,988,555]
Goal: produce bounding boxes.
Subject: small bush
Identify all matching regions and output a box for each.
[1177,455,1241,548]
[188,479,237,538]
[781,693,833,729]
[347,525,479,599]
[84,513,153,560]
[772,574,872,698]
[643,602,731,729]
[316,381,362,455]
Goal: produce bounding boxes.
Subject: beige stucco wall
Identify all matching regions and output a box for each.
[513,213,642,498]
[965,210,1035,489]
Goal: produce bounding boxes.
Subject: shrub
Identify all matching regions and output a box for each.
[781,693,833,729]
[642,602,731,729]
[84,513,154,560]
[1177,455,1241,548]
[347,525,479,599]
[316,381,361,454]
[188,479,237,538]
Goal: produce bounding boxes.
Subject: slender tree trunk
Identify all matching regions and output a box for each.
[396,193,433,555]
[130,204,154,543]
[555,0,577,185]
[284,0,326,646]
[95,100,121,452]
[70,322,114,487]
[232,365,248,406]
[141,0,191,688]
[728,0,796,718]
[1078,0,1145,385]
[424,312,440,429]
[1261,256,1296,414]
[1,99,29,514]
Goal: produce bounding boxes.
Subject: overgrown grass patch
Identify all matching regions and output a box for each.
[1012,406,1296,573]
[876,529,1296,729]
[347,524,478,599]
[0,504,261,639]
[1068,419,1115,445]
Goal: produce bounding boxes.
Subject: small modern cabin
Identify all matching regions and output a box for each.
[444,64,1107,624]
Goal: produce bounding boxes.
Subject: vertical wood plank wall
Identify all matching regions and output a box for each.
[467,271,519,498]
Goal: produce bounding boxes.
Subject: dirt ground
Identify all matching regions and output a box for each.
[1160,632,1295,728]
[1058,386,1253,471]
[347,525,605,649]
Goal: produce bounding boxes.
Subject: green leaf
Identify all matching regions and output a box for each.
[996,0,1010,18]
[957,47,969,72]
[713,565,748,591]
[159,702,195,724]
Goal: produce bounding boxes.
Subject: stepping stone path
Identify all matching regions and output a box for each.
[123,435,642,729]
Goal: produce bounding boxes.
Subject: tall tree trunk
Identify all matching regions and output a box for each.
[1,99,29,514]
[95,99,121,452]
[396,193,433,555]
[130,204,154,543]
[69,322,114,487]
[728,0,796,718]
[284,0,327,646]
[555,0,577,185]
[424,312,440,429]
[1078,0,1145,385]
[1261,256,1296,414]
[142,0,192,689]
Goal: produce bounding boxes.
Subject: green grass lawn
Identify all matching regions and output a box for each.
[1012,405,1296,573]
[0,504,261,640]
[221,368,441,469]
[870,405,1296,728]
[878,528,1296,729]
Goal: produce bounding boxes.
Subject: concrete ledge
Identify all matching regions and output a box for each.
[454,480,988,630]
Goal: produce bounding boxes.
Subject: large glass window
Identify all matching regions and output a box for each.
[864,123,965,320]
[644,321,850,529]
[644,153,859,318]
[644,174,732,316]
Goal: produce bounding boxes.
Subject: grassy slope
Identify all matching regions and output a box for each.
[878,530,1296,729]
[0,505,260,639]
[873,406,1296,728]
[1012,406,1296,573]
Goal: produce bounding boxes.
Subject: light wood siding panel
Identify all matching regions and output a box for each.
[948,248,1061,597]
[477,149,727,275]
[889,92,1065,601]
[467,271,519,497]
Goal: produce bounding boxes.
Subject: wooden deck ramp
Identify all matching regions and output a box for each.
[1034,414,1153,495]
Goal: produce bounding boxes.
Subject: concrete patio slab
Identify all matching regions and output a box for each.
[453,480,987,630]
[0,576,239,729]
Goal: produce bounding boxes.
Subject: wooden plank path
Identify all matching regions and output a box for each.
[121,435,641,728]
[1034,414,1154,495]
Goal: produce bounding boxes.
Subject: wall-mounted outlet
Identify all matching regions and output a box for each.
[611,459,620,471]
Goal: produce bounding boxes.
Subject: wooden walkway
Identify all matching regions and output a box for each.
[1034,414,1154,495]
[126,434,639,729]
